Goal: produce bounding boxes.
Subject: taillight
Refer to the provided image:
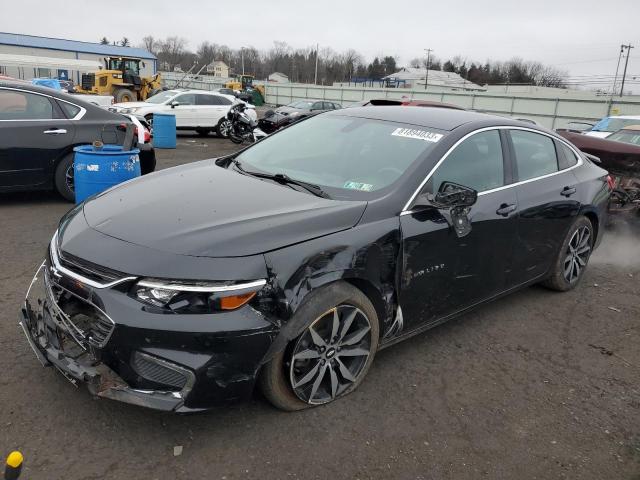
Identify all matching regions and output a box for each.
[606,175,615,191]
[143,128,151,143]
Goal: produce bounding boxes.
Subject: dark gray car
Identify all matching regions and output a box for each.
[275,100,341,118]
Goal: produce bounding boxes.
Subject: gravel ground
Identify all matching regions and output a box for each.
[1,133,639,480]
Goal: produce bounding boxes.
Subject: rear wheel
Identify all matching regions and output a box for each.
[260,282,379,411]
[542,216,593,291]
[54,153,75,202]
[114,88,136,103]
[216,119,231,138]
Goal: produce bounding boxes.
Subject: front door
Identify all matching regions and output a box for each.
[171,93,197,128]
[0,88,75,188]
[399,129,518,332]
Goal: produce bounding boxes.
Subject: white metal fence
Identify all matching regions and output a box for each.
[261,84,640,129]
[160,72,640,129]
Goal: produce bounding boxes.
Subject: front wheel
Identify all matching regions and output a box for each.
[542,216,594,291]
[260,282,379,411]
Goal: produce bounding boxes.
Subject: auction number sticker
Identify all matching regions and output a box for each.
[344,181,374,191]
[391,127,443,143]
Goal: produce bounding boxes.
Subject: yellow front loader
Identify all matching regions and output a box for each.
[76,57,162,103]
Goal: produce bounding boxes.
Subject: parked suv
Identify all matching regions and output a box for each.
[113,89,238,137]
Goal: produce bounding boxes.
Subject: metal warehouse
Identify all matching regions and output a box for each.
[0,32,156,83]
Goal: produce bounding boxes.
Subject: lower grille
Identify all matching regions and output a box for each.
[131,352,189,390]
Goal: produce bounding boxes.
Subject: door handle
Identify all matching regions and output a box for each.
[496,203,517,217]
[43,128,67,135]
[561,186,577,197]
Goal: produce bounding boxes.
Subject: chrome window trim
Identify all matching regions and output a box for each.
[50,231,137,289]
[400,125,584,215]
[0,86,86,121]
[136,278,267,293]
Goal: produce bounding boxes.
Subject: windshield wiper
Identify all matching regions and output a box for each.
[231,159,330,199]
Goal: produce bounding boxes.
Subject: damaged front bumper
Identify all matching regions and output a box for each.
[19,262,277,412]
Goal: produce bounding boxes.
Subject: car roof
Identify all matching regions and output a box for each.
[620,124,640,131]
[608,115,640,119]
[0,80,105,108]
[330,105,516,131]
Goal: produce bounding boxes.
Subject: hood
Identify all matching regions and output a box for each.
[82,161,367,258]
[275,106,306,115]
[113,101,151,109]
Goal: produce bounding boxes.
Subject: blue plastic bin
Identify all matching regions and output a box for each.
[73,145,141,204]
[152,112,176,149]
[31,78,61,90]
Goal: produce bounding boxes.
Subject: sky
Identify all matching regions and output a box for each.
[3,0,640,89]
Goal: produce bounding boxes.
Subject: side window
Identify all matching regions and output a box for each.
[429,130,505,193]
[0,90,55,120]
[311,102,323,110]
[196,94,217,105]
[57,101,81,119]
[217,96,232,106]
[174,94,196,106]
[510,130,559,181]
[558,142,579,169]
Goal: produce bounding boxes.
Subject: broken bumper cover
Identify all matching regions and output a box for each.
[19,263,277,412]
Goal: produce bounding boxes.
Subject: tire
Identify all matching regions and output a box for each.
[195,128,211,136]
[260,281,379,411]
[541,216,594,292]
[54,153,75,202]
[216,119,232,138]
[229,127,244,144]
[114,88,136,103]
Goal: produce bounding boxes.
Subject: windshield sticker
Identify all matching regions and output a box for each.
[344,181,374,191]
[391,127,443,143]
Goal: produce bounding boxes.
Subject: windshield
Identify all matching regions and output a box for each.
[145,91,178,104]
[607,129,640,146]
[591,117,640,132]
[287,101,313,109]
[234,115,444,198]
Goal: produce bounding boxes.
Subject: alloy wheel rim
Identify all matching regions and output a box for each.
[220,120,231,137]
[563,226,591,283]
[65,164,75,192]
[289,305,372,404]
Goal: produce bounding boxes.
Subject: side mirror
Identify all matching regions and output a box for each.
[433,181,477,208]
[170,101,180,108]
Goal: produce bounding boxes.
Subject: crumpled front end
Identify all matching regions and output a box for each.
[19,253,278,412]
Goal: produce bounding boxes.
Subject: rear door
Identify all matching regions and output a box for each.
[399,128,519,330]
[0,88,75,188]
[507,128,581,286]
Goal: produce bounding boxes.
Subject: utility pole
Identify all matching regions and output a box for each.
[612,45,624,95]
[314,43,319,85]
[241,47,245,75]
[620,43,634,96]
[424,48,433,90]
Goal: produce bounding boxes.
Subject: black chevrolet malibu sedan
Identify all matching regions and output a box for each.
[20,107,610,412]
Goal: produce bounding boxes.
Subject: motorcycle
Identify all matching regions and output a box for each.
[226,103,267,144]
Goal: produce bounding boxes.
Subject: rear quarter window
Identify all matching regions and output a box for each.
[58,101,81,119]
[557,142,579,170]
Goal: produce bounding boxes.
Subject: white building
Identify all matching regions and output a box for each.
[268,72,289,83]
[383,67,484,91]
[206,60,229,78]
[0,32,156,83]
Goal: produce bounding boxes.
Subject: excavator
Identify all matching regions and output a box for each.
[76,57,162,103]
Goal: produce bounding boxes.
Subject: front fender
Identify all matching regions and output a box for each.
[261,218,401,362]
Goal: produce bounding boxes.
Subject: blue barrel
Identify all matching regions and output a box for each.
[73,145,141,204]
[152,112,176,149]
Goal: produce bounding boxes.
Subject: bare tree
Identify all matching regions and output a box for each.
[140,36,160,56]
[158,36,188,70]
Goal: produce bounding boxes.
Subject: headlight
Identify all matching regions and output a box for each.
[132,278,266,313]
